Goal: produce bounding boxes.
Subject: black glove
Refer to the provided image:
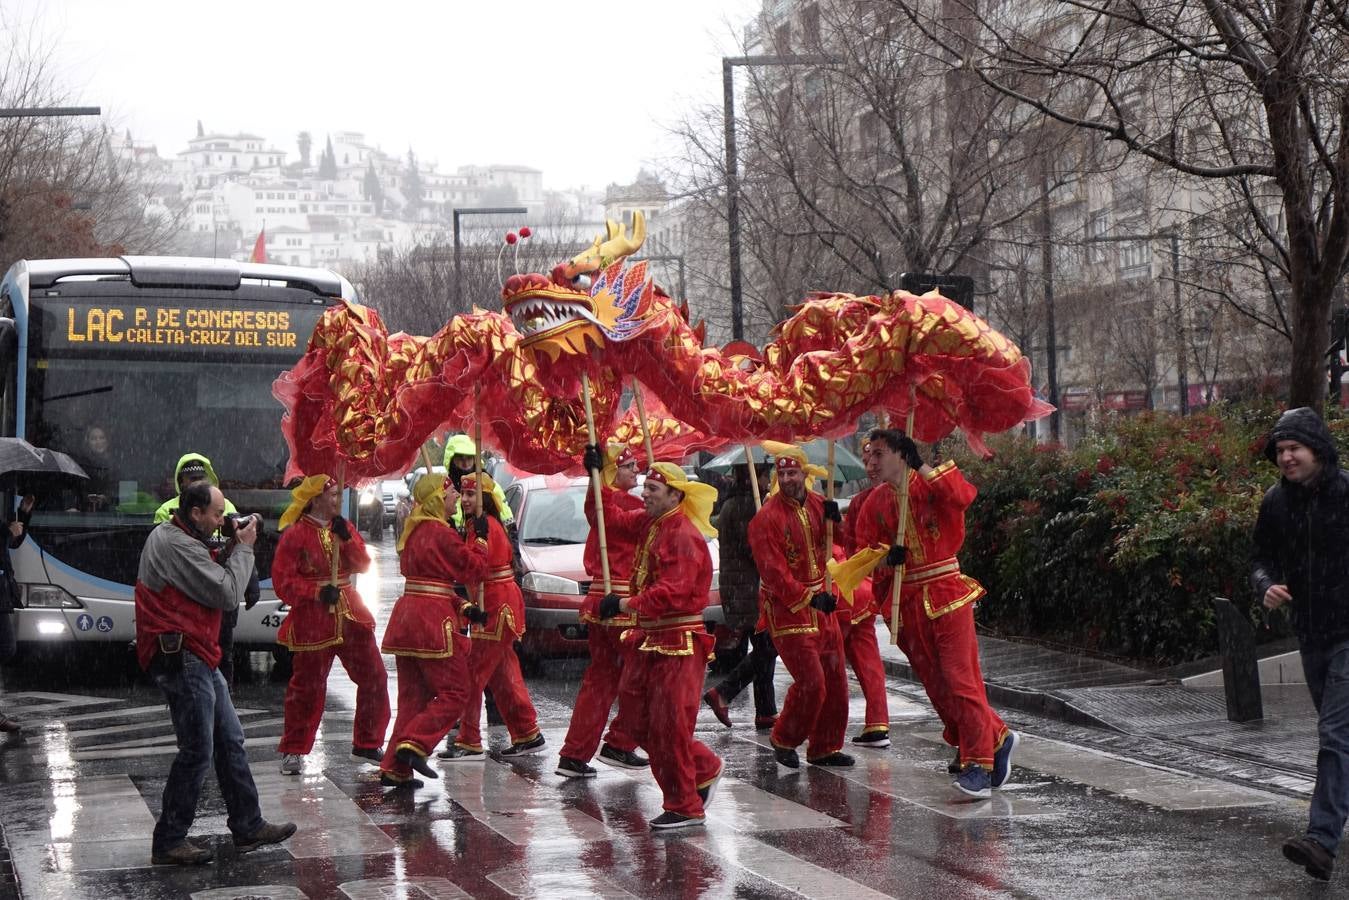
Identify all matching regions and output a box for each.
[473,514,490,540]
[599,593,623,619]
[895,435,924,471]
[885,544,908,567]
[810,591,838,613]
[582,443,604,475]
[822,500,842,523]
[463,605,488,626]
[330,515,352,541]
[318,584,341,606]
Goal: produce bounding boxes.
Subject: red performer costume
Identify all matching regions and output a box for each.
[444,472,543,758]
[600,462,723,829]
[378,475,488,786]
[749,443,852,768]
[853,431,1015,795]
[557,444,646,776]
[837,452,893,747]
[274,475,389,763]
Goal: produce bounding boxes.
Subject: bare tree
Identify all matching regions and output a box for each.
[0,18,183,264]
[883,0,1349,408]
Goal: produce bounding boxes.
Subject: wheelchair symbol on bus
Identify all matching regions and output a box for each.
[96,616,114,633]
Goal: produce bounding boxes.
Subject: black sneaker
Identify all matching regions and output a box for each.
[650,811,705,830]
[556,756,597,778]
[395,746,439,779]
[232,821,297,853]
[809,752,855,767]
[151,842,213,866]
[379,773,424,790]
[351,745,383,765]
[953,764,992,799]
[774,746,801,769]
[992,731,1019,789]
[696,767,724,807]
[852,729,890,748]
[501,734,547,757]
[598,743,649,769]
[1283,836,1334,881]
[437,744,486,762]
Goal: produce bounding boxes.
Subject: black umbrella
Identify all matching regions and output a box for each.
[0,438,88,494]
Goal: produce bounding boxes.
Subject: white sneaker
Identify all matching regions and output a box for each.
[280,753,303,775]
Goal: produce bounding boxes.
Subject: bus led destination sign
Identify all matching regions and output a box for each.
[57,303,303,351]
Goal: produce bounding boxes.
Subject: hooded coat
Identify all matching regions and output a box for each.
[153,453,237,523]
[1251,407,1349,647]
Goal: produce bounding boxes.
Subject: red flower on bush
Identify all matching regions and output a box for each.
[1096,455,1116,475]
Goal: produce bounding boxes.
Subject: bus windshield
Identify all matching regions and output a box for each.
[21,293,328,585]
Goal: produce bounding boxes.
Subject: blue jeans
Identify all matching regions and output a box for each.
[1301,639,1349,855]
[151,650,264,852]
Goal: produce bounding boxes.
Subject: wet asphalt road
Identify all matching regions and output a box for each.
[0,534,1340,899]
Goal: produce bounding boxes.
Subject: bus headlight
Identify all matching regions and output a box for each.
[36,620,69,635]
[520,572,580,595]
[22,584,83,609]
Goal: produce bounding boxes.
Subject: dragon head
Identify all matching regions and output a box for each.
[501,213,657,361]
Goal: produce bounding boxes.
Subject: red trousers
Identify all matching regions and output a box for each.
[380,634,471,780]
[838,613,891,734]
[771,616,849,760]
[900,600,1007,769]
[559,624,639,762]
[620,634,722,817]
[453,637,539,750]
[279,621,390,755]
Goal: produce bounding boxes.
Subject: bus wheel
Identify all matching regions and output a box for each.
[270,646,293,681]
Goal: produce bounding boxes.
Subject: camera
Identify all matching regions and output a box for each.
[220,512,263,539]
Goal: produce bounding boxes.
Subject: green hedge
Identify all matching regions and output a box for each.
[952,403,1349,665]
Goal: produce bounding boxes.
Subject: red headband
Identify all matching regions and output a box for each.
[645,467,670,485]
[614,446,638,468]
[775,456,803,472]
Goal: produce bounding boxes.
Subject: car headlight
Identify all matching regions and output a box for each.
[359,488,380,507]
[22,584,83,609]
[520,572,581,595]
[708,571,720,592]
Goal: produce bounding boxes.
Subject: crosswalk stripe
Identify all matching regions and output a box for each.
[252,772,395,859]
[59,709,265,742]
[338,877,470,900]
[487,865,640,898]
[733,731,1059,820]
[440,760,615,845]
[684,829,899,900]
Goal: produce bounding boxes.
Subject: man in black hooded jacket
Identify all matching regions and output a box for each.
[1252,406,1349,881]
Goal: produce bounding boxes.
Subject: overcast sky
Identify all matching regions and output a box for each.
[29,0,759,190]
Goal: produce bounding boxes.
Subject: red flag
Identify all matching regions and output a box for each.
[249,227,267,263]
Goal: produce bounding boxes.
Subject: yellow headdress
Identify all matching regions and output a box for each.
[645,461,718,538]
[761,440,828,495]
[397,473,450,552]
[279,474,334,531]
[602,442,639,488]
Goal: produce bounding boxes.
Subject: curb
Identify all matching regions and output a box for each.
[879,656,1120,732]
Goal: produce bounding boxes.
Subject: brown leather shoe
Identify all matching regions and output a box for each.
[703,690,732,727]
[1283,836,1334,881]
[151,842,213,866]
[233,820,297,853]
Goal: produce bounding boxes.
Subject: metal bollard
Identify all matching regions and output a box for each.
[1213,597,1263,722]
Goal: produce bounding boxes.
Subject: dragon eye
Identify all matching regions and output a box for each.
[572,274,592,290]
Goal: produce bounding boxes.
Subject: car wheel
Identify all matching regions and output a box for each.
[271,645,294,681]
[515,644,544,677]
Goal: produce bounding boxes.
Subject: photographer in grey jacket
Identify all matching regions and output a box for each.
[134,481,295,866]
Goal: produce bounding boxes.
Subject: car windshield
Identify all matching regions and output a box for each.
[519,483,589,545]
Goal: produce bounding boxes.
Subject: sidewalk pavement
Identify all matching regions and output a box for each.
[871,618,1320,781]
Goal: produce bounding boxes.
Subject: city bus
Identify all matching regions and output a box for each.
[0,256,356,664]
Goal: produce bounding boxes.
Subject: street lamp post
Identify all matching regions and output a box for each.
[452,206,527,308]
[722,55,834,342]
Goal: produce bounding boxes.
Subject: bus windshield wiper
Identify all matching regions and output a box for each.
[523,536,579,545]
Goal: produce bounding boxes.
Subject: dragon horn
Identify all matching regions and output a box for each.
[570,211,647,270]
